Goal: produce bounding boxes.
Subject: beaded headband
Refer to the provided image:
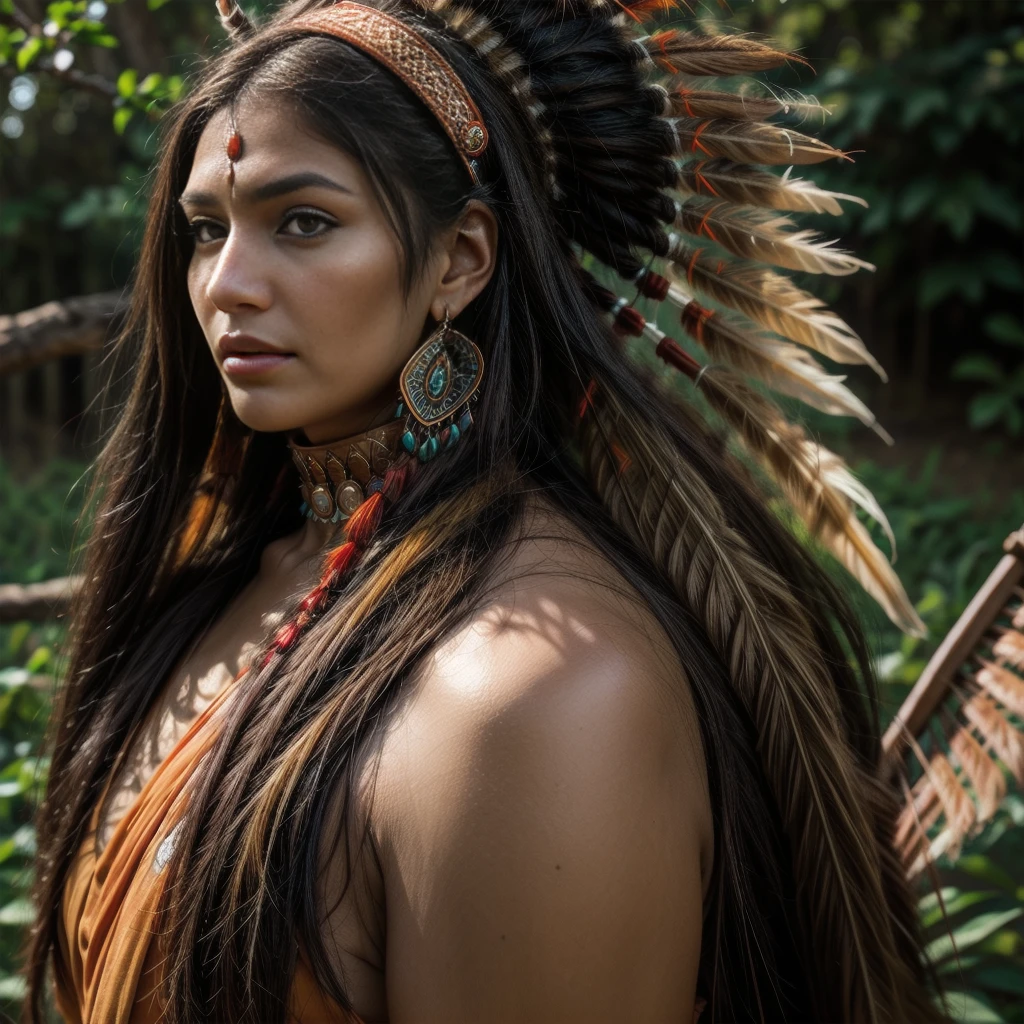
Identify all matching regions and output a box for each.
[288,1,489,182]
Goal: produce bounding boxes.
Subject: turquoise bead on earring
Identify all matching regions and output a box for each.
[444,423,460,449]
[401,429,417,454]
[418,435,440,462]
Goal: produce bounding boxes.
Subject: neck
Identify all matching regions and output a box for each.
[287,405,406,533]
[297,396,399,446]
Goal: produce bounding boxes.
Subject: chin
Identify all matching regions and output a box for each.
[225,389,309,436]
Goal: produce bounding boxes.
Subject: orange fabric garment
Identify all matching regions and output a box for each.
[54,668,706,1024]
[54,669,354,1024]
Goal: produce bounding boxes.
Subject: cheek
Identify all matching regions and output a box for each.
[300,228,419,375]
[186,260,212,325]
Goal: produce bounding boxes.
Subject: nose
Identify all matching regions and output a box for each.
[203,227,273,313]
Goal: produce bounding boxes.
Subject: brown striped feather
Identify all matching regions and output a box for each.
[671,116,847,166]
[949,727,1005,822]
[676,158,867,216]
[993,629,1024,670]
[640,29,799,76]
[694,369,922,635]
[666,88,823,123]
[975,661,1024,718]
[665,244,887,379]
[926,752,976,862]
[674,299,892,442]
[674,198,874,276]
[962,692,1024,786]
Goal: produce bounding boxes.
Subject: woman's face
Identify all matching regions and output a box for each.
[181,94,447,444]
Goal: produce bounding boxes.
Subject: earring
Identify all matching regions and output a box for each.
[395,308,484,462]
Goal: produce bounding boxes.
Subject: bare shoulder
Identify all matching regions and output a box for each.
[371,490,712,1022]
[376,490,708,802]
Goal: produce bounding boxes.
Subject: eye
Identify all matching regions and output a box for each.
[281,209,337,239]
[184,218,225,244]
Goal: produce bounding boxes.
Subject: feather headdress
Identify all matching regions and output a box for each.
[524,0,923,639]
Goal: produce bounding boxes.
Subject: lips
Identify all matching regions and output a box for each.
[217,332,296,378]
[217,331,292,359]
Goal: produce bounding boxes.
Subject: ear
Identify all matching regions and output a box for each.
[429,200,498,322]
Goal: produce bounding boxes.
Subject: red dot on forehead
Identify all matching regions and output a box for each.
[226,131,243,161]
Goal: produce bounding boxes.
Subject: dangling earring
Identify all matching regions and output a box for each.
[395,307,484,462]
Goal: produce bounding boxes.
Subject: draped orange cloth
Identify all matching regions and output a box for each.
[54,669,351,1023]
[55,668,706,1024]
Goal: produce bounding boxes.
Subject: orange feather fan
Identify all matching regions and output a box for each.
[885,529,1024,877]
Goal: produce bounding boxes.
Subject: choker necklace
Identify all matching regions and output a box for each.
[287,414,406,524]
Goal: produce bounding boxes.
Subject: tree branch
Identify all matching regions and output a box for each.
[0,290,128,376]
[6,1,35,34]
[0,576,81,624]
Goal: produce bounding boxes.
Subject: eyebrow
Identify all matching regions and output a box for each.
[177,171,355,208]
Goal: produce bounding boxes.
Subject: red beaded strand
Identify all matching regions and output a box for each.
[581,270,704,383]
[260,459,413,668]
[634,267,671,302]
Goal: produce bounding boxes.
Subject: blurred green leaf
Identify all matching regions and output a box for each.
[902,87,948,128]
[0,975,27,1000]
[113,105,132,135]
[943,990,1006,1023]
[921,889,1000,929]
[958,855,1020,894]
[952,356,1004,384]
[23,648,50,675]
[985,314,1024,348]
[926,909,1024,963]
[116,67,136,98]
[0,900,33,927]
[15,36,43,70]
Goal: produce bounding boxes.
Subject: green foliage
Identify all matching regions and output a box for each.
[0,458,91,1010]
[921,796,1024,1023]
[0,458,92,586]
[0,0,121,77]
[832,450,1024,1021]
[848,449,1024,697]
[952,316,1024,437]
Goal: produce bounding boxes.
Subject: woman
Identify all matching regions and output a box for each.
[25,0,945,1020]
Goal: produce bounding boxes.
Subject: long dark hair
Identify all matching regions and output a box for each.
[26,1,944,1021]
